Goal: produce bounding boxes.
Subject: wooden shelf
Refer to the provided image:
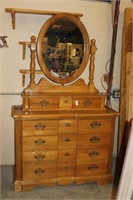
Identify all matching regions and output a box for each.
[5,8,83,29]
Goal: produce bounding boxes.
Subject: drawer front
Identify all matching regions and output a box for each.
[58,135,77,149]
[23,162,57,180]
[73,96,102,109]
[58,149,76,162]
[23,151,57,162]
[58,162,76,177]
[59,119,77,134]
[22,120,58,136]
[59,96,72,109]
[22,136,58,151]
[29,96,59,110]
[77,148,109,163]
[76,163,108,177]
[78,119,112,134]
[78,134,110,149]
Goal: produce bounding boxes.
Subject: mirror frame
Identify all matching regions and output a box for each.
[37,13,90,84]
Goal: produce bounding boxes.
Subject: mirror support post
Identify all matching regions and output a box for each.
[88,39,99,93]
[30,36,36,86]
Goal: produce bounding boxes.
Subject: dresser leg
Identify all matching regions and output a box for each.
[14,181,23,192]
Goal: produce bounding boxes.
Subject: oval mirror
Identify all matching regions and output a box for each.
[37,13,90,84]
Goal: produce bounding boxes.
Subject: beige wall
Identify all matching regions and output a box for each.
[0,0,132,164]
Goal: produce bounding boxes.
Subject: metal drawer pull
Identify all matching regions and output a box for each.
[65,138,71,142]
[34,138,46,145]
[88,165,99,171]
[34,168,45,174]
[64,152,70,156]
[91,121,101,128]
[90,136,100,143]
[34,154,45,160]
[83,99,92,106]
[64,99,69,104]
[34,123,46,130]
[65,123,71,127]
[88,151,99,157]
[39,99,49,106]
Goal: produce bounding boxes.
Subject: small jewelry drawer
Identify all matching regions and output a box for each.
[77,148,109,163]
[78,134,110,148]
[59,96,72,109]
[76,163,108,177]
[29,96,59,110]
[22,136,58,151]
[22,120,58,136]
[73,96,103,109]
[78,119,112,134]
[58,134,77,149]
[59,119,77,134]
[23,150,57,161]
[22,162,57,181]
[58,149,76,162]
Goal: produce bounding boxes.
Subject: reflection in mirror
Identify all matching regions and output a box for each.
[41,19,84,78]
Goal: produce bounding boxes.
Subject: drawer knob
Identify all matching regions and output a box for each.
[83,99,92,106]
[64,99,68,104]
[65,123,71,127]
[34,123,46,130]
[64,152,70,156]
[64,138,71,142]
[88,165,99,171]
[34,153,45,160]
[88,151,99,157]
[90,136,100,143]
[39,100,49,106]
[34,168,45,174]
[34,138,46,145]
[91,121,101,128]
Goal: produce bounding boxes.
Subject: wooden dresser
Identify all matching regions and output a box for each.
[11,13,118,191]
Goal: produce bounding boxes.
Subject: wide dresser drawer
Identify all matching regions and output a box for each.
[29,96,59,110]
[78,134,110,148]
[23,150,57,161]
[22,120,58,136]
[22,162,57,181]
[77,148,109,163]
[76,163,108,177]
[73,96,104,109]
[78,119,112,134]
[22,136,58,151]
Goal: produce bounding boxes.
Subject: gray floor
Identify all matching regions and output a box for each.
[1,165,115,200]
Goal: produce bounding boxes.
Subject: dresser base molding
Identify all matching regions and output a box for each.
[14,174,113,192]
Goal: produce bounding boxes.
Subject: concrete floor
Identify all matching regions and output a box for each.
[1,165,115,200]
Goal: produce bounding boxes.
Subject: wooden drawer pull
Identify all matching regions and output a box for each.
[34,138,46,145]
[34,154,45,160]
[65,123,71,127]
[83,99,92,106]
[90,136,100,143]
[64,152,70,156]
[91,121,101,128]
[64,138,71,142]
[88,165,99,171]
[88,151,99,157]
[34,168,45,174]
[34,123,46,130]
[39,99,49,106]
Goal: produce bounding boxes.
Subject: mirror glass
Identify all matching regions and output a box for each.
[37,14,90,84]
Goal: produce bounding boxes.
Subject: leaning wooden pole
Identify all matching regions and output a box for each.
[106,0,121,107]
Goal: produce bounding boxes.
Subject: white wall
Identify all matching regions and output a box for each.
[0,0,132,165]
